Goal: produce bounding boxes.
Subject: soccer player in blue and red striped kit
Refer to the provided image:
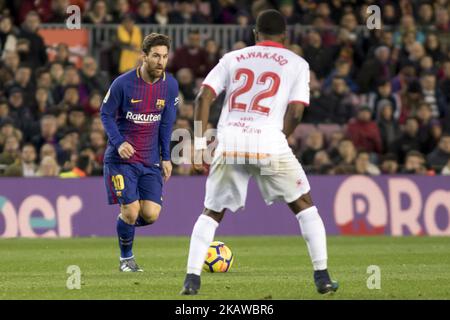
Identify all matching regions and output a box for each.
[101,33,179,272]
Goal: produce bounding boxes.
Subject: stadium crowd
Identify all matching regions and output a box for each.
[0,0,449,177]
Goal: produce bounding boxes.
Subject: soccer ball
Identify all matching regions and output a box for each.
[203,241,234,273]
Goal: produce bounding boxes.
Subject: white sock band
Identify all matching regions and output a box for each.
[296,206,328,271]
[187,215,219,275]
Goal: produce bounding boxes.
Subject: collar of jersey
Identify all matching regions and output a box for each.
[256,41,285,48]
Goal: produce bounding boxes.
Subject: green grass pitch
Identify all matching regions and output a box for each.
[1,236,449,300]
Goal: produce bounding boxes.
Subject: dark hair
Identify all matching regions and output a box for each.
[255,9,286,35]
[406,150,424,160]
[76,155,91,171]
[142,33,171,54]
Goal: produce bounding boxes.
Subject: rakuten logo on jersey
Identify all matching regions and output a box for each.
[126,112,161,124]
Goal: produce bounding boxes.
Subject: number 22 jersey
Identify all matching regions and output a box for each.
[202,41,310,155]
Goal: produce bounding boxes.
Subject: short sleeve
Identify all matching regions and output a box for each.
[202,56,229,97]
[288,62,310,106]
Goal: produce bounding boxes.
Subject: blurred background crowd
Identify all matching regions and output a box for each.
[0,0,449,177]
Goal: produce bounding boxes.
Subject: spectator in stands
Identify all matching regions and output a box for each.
[0,99,9,123]
[83,0,113,24]
[90,116,104,134]
[170,0,207,24]
[154,1,170,25]
[398,80,424,124]
[54,43,73,67]
[442,159,450,175]
[178,101,194,123]
[10,64,34,102]
[420,72,447,118]
[61,65,89,104]
[379,153,399,174]
[427,134,450,171]
[35,68,53,92]
[309,150,333,174]
[419,55,437,75]
[176,68,196,102]
[0,134,20,166]
[347,105,383,154]
[377,101,401,153]
[80,56,109,95]
[39,143,57,162]
[4,143,37,177]
[67,107,88,133]
[171,29,208,78]
[19,11,47,68]
[60,154,92,178]
[440,60,450,107]
[83,90,102,116]
[57,129,79,169]
[7,86,34,133]
[49,62,64,87]
[112,0,132,23]
[355,150,380,175]
[357,46,394,93]
[331,138,356,169]
[402,42,427,74]
[382,3,399,25]
[390,61,417,94]
[135,0,156,24]
[416,102,438,153]
[394,15,425,48]
[424,33,446,63]
[305,76,356,124]
[417,2,435,27]
[279,0,301,25]
[31,87,51,119]
[299,130,325,166]
[303,29,334,79]
[323,59,358,93]
[401,150,428,174]
[31,114,59,152]
[117,14,142,73]
[0,120,21,147]
[435,7,450,32]
[205,39,221,74]
[0,51,20,91]
[390,117,422,163]
[368,79,401,120]
[48,0,71,23]
[54,85,81,113]
[87,130,106,165]
[36,155,60,177]
[0,16,18,57]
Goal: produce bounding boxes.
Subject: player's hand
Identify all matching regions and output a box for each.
[118,142,135,159]
[193,150,205,173]
[162,160,172,182]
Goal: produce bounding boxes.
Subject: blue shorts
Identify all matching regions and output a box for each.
[104,162,163,206]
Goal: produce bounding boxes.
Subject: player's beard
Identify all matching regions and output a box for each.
[146,63,164,80]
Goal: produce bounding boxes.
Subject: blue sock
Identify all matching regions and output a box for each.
[117,216,135,259]
[134,215,152,227]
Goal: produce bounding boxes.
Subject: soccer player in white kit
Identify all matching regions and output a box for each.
[180,9,338,295]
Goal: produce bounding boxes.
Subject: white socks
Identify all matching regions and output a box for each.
[296,206,328,271]
[187,215,219,275]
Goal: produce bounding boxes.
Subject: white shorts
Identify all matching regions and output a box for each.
[204,152,311,212]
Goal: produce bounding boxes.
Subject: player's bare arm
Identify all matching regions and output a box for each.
[283,102,305,137]
[193,85,216,171]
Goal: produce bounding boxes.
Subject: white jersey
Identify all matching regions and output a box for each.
[203,41,310,155]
